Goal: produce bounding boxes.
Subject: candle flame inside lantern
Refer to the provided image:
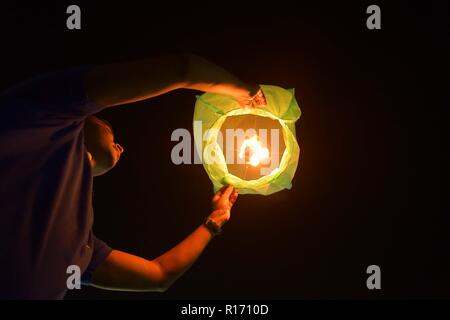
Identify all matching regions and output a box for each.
[238,135,269,167]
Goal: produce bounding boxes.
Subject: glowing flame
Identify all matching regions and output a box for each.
[238,135,269,166]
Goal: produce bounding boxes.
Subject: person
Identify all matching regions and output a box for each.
[0,54,261,299]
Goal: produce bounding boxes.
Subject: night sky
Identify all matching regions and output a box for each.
[1,1,447,299]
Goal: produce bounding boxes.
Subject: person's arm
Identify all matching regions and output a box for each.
[90,185,238,292]
[86,54,260,108]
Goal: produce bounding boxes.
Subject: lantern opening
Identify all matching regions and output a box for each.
[219,114,285,181]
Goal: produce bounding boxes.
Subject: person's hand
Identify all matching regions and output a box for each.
[207,83,267,109]
[192,80,260,107]
[208,185,238,228]
[243,88,267,109]
[183,54,265,108]
[211,185,238,211]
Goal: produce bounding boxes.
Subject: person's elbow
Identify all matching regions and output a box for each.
[156,273,176,293]
[155,280,169,293]
[151,262,176,293]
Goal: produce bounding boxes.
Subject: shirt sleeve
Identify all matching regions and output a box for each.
[81,235,113,286]
[0,65,105,124]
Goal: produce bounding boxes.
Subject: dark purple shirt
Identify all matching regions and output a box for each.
[0,66,112,299]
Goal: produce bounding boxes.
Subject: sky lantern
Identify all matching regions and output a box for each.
[193,85,301,195]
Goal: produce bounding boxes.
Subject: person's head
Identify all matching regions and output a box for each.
[84,115,124,176]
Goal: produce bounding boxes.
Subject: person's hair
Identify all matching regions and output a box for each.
[99,118,114,134]
[86,115,114,135]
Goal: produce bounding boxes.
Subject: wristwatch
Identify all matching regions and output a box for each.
[203,217,222,236]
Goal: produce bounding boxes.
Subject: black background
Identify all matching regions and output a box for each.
[1,1,447,299]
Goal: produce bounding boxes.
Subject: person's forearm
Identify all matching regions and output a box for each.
[90,224,215,292]
[154,224,214,289]
[182,54,253,97]
[86,55,188,107]
[86,54,255,108]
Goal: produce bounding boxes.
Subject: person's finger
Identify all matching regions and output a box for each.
[214,185,227,197]
[229,190,239,207]
[237,97,253,108]
[225,85,252,101]
[252,89,267,107]
[220,185,235,200]
[218,185,228,194]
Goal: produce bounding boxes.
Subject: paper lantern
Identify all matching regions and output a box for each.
[193,85,301,195]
